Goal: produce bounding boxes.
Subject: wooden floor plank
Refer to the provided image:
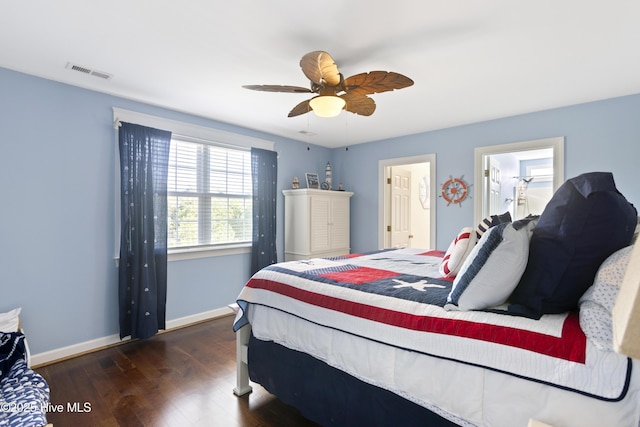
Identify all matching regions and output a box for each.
[36,315,319,427]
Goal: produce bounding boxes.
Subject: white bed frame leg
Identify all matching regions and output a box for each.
[233,324,253,396]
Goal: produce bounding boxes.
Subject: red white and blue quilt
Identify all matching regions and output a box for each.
[234,248,631,401]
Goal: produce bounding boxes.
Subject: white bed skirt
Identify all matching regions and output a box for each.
[245,304,640,427]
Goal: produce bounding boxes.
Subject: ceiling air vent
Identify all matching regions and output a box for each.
[298,130,317,137]
[66,62,113,80]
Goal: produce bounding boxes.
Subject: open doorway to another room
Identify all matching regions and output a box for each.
[490,149,554,219]
[379,154,436,250]
[474,137,564,226]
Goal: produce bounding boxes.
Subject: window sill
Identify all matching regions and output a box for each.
[168,244,251,262]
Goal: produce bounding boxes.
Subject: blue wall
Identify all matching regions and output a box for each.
[334,94,640,253]
[1,66,639,356]
[0,67,329,354]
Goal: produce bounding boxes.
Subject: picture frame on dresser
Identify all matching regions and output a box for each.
[305,173,319,189]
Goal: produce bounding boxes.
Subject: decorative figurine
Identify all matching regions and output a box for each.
[291,176,300,189]
[325,162,332,189]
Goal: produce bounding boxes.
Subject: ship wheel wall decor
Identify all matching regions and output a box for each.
[440,175,472,206]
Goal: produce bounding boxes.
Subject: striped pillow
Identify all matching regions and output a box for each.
[439,227,477,278]
[476,211,512,240]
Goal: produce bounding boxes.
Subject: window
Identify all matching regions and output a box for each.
[525,164,553,183]
[167,137,252,249]
[113,107,273,259]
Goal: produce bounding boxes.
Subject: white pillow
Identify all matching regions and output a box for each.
[445,217,537,311]
[439,227,477,278]
[0,308,21,332]
[579,245,633,351]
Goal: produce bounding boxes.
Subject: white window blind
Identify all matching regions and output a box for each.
[167,137,252,249]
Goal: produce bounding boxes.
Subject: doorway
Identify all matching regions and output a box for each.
[379,154,436,250]
[474,137,564,226]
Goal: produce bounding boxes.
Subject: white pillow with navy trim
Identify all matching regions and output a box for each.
[445,217,538,311]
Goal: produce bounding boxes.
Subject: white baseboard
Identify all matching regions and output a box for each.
[30,306,234,367]
[165,306,235,330]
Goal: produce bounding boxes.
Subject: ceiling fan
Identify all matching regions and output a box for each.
[243,51,414,118]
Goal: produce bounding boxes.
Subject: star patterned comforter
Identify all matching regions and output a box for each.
[234,248,632,401]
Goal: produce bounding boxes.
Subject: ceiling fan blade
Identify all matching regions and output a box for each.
[341,93,376,116]
[343,71,414,96]
[288,99,312,117]
[299,51,341,87]
[243,85,312,93]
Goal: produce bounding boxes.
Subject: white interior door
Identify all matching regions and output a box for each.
[379,154,436,251]
[485,156,501,216]
[390,167,412,248]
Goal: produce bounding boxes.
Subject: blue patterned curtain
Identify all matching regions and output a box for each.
[118,122,171,340]
[251,148,278,274]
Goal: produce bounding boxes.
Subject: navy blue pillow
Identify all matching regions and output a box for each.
[508,172,637,319]
[0,332,27,379]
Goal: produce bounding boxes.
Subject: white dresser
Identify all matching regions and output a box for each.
[283,189,354,261]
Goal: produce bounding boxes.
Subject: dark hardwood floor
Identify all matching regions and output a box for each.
[36,314,320,426]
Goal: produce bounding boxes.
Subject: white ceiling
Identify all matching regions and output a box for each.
[2,1,639,148]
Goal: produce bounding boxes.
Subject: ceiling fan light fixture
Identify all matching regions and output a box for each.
[243,51,413,118]
[309,96,345,118]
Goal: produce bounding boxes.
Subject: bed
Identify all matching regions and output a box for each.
[232,172,640,427]
[0,308,51,427]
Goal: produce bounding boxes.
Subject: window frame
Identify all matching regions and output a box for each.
[113,108,274,262]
